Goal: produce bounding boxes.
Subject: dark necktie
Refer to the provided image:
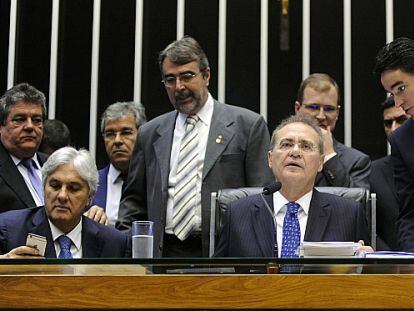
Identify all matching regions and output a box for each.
[21,158,44,205]
[281,202,301,258]
[120,172,128,193]
[58,235,73,259]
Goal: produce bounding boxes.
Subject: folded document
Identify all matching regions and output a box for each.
[299,241,360,257]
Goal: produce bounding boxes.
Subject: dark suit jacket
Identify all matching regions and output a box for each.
[316,140,371,189]
[0,207,131,258]
[369,156,399,250]
[117,100,273,257]
[214,190,369,257]
[0,141,48,213]
[391,119,414,251]
[91,165,110,209]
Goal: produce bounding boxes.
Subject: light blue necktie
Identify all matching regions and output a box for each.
[281,202,301,258]
[21,158,44,205]
[58,235,73,259]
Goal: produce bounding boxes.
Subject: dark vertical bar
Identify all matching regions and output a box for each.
[226,0,261,113]
[96,0,136,168]
[0,0,11,94]
[394,0,414,39]
[56,0,93,150]
[351,0,386,160]
[268,0,302,132]
[141,0,177,120]
[310,0,344,142]
[185,0,219,99]
[14,0,52,100]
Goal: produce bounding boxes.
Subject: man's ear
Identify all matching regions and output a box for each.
[267,150,273,168]
[294,101,301,113]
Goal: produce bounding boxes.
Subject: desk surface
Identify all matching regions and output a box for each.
[0,264,412,309]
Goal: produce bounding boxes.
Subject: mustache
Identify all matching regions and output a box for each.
[175,89,192,101]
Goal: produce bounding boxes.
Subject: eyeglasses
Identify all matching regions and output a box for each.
[103,129,136,140]
[383,115,409,128]
[162,72,202,88]
[277,139,319,153]
[301,103,340,114]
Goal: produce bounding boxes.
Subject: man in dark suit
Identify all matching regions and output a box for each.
[375,37,414,251]
[370,97,409,250]
[117,36,273,257]
[0,147,130,258]
[215,115,370,257]
[294,74,371,189]
[91,102,146,226]
[0,83,48,213]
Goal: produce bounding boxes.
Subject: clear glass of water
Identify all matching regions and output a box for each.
[132,221,154,258]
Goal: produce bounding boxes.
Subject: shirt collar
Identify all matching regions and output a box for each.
[108,164,122,184]
[177,93,214,127]
[11,153,41,169]
[273,189,313,215]
[48,217,83,251]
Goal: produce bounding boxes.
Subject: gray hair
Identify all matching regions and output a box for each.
[41,147,99,196]
[158,36,209,75]
[100,101,146,133]
[269,114,324,154]
[0,83,47,125]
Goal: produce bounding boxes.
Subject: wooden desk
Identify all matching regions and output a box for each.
[0,264,411,309]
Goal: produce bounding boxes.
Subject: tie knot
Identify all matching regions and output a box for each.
[287,202,300,214]
[58,235,72,250]
[21,158,36,170]
[119,173,128,183]
[186,115,199,126]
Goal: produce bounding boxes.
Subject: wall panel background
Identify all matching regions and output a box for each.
[2,0,409,166]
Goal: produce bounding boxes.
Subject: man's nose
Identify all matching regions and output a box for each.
[316,107,326,119]
[57,187,68,201]
[114,132,123,144]
[394,96,404,108]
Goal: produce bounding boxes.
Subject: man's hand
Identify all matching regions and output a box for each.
[320,126,335,155]
[84,205,109,225]
[1,246,43,259]
[355,240,374,256]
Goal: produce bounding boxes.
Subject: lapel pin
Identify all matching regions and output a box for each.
[216,135,223,144]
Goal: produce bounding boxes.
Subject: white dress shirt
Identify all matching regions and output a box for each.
[273,190,313,257]
[105,164,123,226]
[11,153,43,207]
[165,93,214,234]
[49,219,83,258]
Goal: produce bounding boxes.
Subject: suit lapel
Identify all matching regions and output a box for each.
[203,101,235,179]
[153,112,177,195]
[304,190,332,241]
[0,142,35,208]
[81,217,104,258]
[93,166,109,208]
[251,194,275,256]
[31,208,57,258]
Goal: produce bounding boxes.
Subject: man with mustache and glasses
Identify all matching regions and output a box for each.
[370,96,409,251]
[90,102,146,227]
[117,36,273,257]
[215,115,371,257]
[294,73,371,189]
[0,83,49,213]
[374,37,414,251]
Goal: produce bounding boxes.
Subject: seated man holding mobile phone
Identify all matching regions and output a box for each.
[0,147,131,259]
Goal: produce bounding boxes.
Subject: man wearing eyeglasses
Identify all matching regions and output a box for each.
[116,36,273,257]
[90,102,147,226]
[294,73,371,189]
[369,96,409,250]
[374,37,414,251]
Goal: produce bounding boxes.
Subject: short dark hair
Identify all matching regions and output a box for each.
[0,83,47,125]
[380,96,395,113]
[269,114,324,154]
[39,119,71,154]
[158,36,209,75]
[296,73,340,106]
[374,37,414,76]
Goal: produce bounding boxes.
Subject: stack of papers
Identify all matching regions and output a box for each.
[299,241,360,257]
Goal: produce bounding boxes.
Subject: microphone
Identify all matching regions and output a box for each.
[262,181,282,195]
[260,181,282,257]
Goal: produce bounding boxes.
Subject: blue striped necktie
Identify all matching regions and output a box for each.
[58,235,73,259]
[173,115,200,241]
[21,158,44,205]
